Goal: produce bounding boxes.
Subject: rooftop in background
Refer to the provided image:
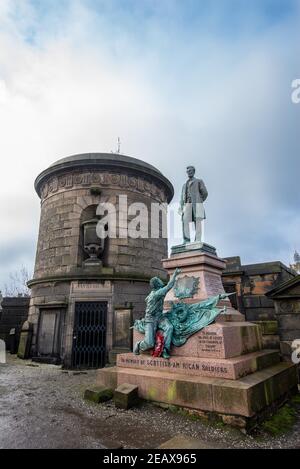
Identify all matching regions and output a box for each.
[223,256,296,277]
[266,274,300,298]
[49,152,163,174]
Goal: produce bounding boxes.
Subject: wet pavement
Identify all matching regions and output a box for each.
[0,355,300,449]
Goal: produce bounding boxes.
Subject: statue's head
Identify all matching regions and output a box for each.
[186,166,195,178]
[150,277,165,290]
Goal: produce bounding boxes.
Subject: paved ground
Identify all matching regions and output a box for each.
[0,355,300,449]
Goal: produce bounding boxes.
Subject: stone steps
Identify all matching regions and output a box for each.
[97,362,298,418]
[116,350,280,380]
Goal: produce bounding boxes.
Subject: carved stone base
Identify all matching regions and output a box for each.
[97,362,298,420]
[98,321,298,426]
[171,242,217,256]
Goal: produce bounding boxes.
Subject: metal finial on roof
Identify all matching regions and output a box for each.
[111,137,121,154]
[117,137,121,154]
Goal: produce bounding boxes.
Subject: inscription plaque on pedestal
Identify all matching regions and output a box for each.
[114,308,133,349]
[197,330,223,354]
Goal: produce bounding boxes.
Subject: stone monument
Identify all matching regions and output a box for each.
[26,153,174,368]
[97,166,298,429]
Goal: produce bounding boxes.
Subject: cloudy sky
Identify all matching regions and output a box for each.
[0,0,299,292]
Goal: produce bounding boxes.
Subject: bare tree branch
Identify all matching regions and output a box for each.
[3,265,31,297]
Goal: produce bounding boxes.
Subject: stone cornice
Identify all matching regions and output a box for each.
[27,272,163,288]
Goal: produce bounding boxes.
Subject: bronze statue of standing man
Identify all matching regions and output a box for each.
[179,166,208,244]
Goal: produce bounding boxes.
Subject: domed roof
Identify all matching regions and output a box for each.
[35,152,174,202]
[49,152,162,174]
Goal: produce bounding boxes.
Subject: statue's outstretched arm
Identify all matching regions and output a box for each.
[157,268,181,298]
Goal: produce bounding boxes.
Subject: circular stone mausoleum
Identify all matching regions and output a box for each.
[27,153,174,368]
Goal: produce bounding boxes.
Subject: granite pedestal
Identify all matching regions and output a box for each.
[162,247,244,322]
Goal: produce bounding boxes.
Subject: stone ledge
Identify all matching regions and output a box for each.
[170,242,217,256]
[254,321,278,335]
[116,350,280,380]
[27,272,154,288]
[262,335,280,350]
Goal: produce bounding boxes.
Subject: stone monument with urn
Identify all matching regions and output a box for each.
[26,152,174,368]
[82,218,104,266]
[97,166,298,430]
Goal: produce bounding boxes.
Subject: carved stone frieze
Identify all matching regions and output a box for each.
[41,171,167,203]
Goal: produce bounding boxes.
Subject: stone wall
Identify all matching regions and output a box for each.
[267,276,300,373]
[28,278,150,364]
[222,257,296,351]
[222,257,296,321]
[27,281,70,354]
[113,280,150,321]
[0,297,30,349]
[34,172,168,281]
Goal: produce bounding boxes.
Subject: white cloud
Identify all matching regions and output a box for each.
[0,0,299,289]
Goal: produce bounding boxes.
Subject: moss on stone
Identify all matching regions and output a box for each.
[291,394,300,405]
[166,381,177,402]
[147,386,158,400]
[261,404,296,436]
[256,351,279,371]
[255,325,263,346]
[84,386,113,404]
[168,405,209,424]
[166,404,179,413]
[258,321,278,335]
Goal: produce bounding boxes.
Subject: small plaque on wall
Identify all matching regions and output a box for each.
[71,281,112,293]
[114,308,133,349]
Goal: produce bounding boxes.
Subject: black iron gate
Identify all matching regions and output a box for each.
[72,301,107,369]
